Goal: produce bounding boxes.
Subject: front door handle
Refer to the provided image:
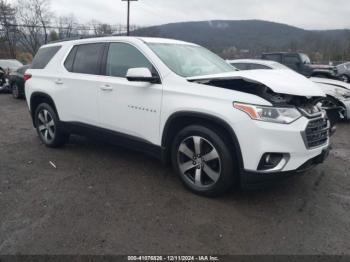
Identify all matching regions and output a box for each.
[100,84,113,91]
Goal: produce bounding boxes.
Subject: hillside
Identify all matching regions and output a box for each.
[133,20,350,61]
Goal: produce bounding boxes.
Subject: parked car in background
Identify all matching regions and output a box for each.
[261,52,339,80]
[9,65,30,99]
[0,59,23,74]
[229,59,290,71]
[228,59,350,123]
[0,66,10,93]
[25,37,330,196]
[336,62,350,83]
[0,59,23,93]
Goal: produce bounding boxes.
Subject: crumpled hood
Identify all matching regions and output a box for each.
[187,70,326,97]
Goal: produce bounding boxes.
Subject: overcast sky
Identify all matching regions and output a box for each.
[14,0,350,30]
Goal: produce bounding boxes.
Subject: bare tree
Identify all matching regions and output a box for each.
[89,20,113,36]
[57,14,77,39]
[15,0,52,55]
[0,0,17,58]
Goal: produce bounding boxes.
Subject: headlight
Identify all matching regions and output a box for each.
[234,103,302,124]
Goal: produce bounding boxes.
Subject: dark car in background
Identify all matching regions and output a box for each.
[337,62,350,83]
[261,52,339,80]
[9,65,30,99]
[0,59,24,93]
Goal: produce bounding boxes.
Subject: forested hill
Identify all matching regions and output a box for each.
[133,20,350,61]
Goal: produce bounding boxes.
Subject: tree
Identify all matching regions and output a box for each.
[49,30,58,41]
[0,0,17,58]
[57,14,77,39]
[15,0,52,55]
[90,20,112,36]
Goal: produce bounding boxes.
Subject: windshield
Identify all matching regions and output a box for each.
[300,54,311,64]
[0,60,23,69]
[147,43,236,77]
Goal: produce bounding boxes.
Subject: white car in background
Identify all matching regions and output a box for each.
[228,59,350,121]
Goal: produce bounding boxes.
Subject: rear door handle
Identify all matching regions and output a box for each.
[100,84,113,91]
[54,79,63,85]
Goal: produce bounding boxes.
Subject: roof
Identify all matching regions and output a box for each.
[43,36,197,48]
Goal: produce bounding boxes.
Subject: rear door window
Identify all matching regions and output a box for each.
[284,55,300,65]
[66,43,105,75]
[263,54,282,63]
[31,46,62,69]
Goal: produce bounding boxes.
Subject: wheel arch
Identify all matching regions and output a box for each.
[30,92,59,127]
[161,111,244,170]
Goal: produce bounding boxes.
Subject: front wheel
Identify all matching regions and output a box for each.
[34,103,69,148]
[171,125,237,197]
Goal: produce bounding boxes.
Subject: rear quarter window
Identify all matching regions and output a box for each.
[31,46,62,69]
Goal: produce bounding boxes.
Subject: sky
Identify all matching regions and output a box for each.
[11,0,350,30]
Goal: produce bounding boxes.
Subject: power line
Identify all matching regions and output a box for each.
[1,23,142,33]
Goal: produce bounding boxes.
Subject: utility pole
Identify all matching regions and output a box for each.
[121,0,138,36]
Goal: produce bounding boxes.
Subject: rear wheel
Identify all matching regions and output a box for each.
[12,83,21,99]
[34,103,69,148]
[171,125,237,197]
[340,75,349,83]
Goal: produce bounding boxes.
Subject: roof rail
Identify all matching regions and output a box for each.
[49,34,118,44]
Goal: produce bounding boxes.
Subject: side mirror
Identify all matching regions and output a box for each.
[126,68,160,84]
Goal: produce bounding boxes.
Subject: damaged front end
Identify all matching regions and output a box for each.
[190,76,324,117]
[188,72,336,136]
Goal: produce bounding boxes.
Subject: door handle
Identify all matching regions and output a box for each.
[100,84,113,91]
[54,79,63,85]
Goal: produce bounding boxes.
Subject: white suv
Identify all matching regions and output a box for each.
[25,37,330,196]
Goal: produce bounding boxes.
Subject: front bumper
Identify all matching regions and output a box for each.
[0,85,9,92]
[241,147,330,188]
[230,114,330,173]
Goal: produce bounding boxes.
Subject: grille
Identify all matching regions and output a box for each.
[303,118,329,149]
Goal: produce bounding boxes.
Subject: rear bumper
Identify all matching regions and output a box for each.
[241,147,330,189]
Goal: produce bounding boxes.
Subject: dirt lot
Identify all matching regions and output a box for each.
[0,94,350,255]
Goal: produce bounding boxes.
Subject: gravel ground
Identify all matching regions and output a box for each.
[0,94,350,255]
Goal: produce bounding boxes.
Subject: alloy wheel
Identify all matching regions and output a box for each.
[177,136,221,188]
[37,109,56,143]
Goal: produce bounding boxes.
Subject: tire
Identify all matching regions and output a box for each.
[171,125,237,197]
[12,83,22,99]
[340,75,349,83]
[34,103,69,148]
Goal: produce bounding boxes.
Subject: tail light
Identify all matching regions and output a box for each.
[23,73,32,83]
